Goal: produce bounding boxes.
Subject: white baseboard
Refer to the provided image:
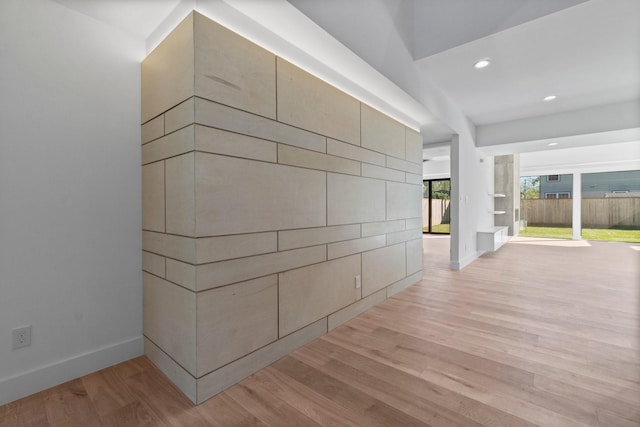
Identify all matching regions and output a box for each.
[450,251,479,270]
[0,336,144,406]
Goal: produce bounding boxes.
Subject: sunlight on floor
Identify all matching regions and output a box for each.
[509,236,592,247]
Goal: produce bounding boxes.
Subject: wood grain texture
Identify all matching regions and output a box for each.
[193,12,276,120]
[194,152,327,237]
[196,275,278,376]
[276,57,361,145]
[3,236,639,426]
[360,103,405,158]
[278,254,361,337]
[141,13,194,123]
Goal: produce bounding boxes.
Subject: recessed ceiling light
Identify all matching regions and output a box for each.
[474,59,491,69]
[544,95,557,101]
[548,142,559,146]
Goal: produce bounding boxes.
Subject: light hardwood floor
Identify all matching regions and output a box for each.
[2,236,639,426]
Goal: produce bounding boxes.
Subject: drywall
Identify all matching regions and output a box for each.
[423,159,451,180]
[412,0,589,59]
[0,0,144,405]
[450,134,494,269]
[289,0,419,97]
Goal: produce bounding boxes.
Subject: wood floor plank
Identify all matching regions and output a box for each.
[272,356,430,427]
[122,368,205,427]
[195,392,268,427]
[82,365,140,417]
[360,297,640,394]
[0,392,49,427]
[241,367,366,427]
[328,322,536,388]
[224,376,322,427]
[534,373,640,423]
[43,378,102,427]
[318,324,599,426]
[99,401,161,427]
[296,340,469,416]
[293,343,485,427]
[356,308,640,392]
[1,236,638,426]
[596,408,640,427]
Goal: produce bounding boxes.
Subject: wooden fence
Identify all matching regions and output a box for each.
[521,197,640,228]
[422,199,451,226]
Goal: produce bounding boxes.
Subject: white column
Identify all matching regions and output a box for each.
[572,173,582,240]
[449,135,460,268]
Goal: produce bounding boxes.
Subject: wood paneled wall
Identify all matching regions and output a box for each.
[141,11,423,404]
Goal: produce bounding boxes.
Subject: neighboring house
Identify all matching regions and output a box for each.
[583,170,640,197]
[539,174,573,198]
[539,170,640,199]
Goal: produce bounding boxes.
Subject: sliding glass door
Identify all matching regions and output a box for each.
[423,179,451,234]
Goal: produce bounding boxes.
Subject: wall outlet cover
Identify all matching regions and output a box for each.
[12,325,32,350]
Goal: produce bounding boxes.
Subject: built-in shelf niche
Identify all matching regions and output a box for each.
[489,193,506,214]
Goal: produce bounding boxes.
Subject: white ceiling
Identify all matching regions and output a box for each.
[51,0,640,165]
[411,0,589,59]
[289,0,640,137]
[416,0,640,125]
[52,0,183,40]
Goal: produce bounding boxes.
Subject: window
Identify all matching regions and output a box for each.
[422,179,450,234]
[544,192,571,199]
[547,175,560,182]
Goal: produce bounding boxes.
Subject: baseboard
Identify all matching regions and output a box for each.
[0,336,144,406]
[144,337,197,403]
[450,252,479,270]
[386,270,423,297]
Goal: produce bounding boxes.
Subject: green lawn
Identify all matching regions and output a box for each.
[423,223,450,233]
[520,226,640,243]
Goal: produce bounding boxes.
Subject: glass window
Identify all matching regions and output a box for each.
[423,179,450,234]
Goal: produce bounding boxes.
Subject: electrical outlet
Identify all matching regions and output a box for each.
[355,275,361,289]
[12,325,31,350]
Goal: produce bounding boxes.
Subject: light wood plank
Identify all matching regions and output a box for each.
[43,379,102,427]
[141,13,194,123]
[195,392,267,427]
[0,392,49,427]
[197,275,278,376]
[277,57,360,145]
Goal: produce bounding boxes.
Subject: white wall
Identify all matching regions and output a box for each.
[0,0,144,405]
[450,134,494,269]
[422,159,451,180]
[289,0,420,96]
